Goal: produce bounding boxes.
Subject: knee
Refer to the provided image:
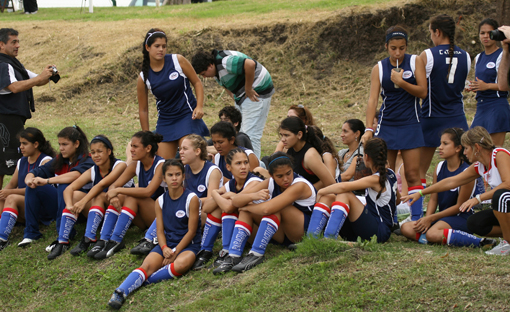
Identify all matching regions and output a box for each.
[4,195,17,208]
[425,229,443,244]
[400,223,416,240]
[173,254,194,273]
[318,194,335,206]
[404,170,420,185]
[335,193,352,204]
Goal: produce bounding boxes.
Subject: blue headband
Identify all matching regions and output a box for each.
[386,31,408,43]
[269,156,290,166]
[91,136,113,150]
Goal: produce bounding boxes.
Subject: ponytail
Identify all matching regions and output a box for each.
[364,138,388,199]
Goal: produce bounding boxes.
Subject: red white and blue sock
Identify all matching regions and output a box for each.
[84,206,104,241]
[250,215,279,256]
[144,219,158,242]
[324,202,349,239]
[0,208,18,241]
[99,206,119,241]
[110,207,136,243]
[306,202,331,238]
[228,221,252,257]
[146,263,182,284]
[58,209,77,244]
[117,267,147,296]
[442,229,482,247]
[200,214,221,252]
[221,213,238,253]
[408,186,424,221]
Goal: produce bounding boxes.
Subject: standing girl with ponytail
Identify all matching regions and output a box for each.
[138,28,209,159]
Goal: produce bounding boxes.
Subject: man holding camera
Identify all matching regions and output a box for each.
[0,28,55,188]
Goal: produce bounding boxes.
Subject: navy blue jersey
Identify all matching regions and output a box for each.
[475,48,508,100]
[184,161,223,198]
[421,45,471,118]
[90,159,126,192]
[157,189,201,246]
[214,147,255,180]
[267,172,316,215]
[365,169,397,227]
[136,155,166,200]
[286,143,320,185]
[436,160,476,216]
[378,54,420,125]
[224,172,263,194]
[16,153,52,189]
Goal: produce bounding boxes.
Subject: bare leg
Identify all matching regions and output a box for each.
[4,194,25,223]
[490,132,506,147]
[419,146,436,181]
[387,149,398,171]
[157,137,186,160]
[401,148,421,188]
[424,221,452,244]
[493,211,510,243]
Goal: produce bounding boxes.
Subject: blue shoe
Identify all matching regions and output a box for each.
[108,289,126,310]
[418,233,428,245]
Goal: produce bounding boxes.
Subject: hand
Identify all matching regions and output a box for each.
[470,77,488,92]
[251,189,270,201]
[390,68,404,86]
[245,88,259,102]
[400,192,421,206]
[162,245,174,259]
[106,189,118,201]
[26,177,36,188]
[499,26,510,47]
[110,196,121,212]
[33,177,48,187]
[69,201,85,215]
[360,131,373,145]
[192,106,204,120]
[459,198,478,212]
[39,65,55,81]
[413,216,433,233]
[0,189,12,200]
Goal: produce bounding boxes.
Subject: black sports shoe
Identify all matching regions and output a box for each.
[87,240,106,258]
[45,239,59,252]
[70,236,92,256]
[191,249,213,270]
[212,255,242,275]
[232,253,264,273]
[130,238,156,255]
[94,240,125,260]
[108,289,126,310]
[47,242,69,260]
[0,239,9,251]
[480,238,497,247]
[212,250,229,268]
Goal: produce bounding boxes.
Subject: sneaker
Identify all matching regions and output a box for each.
[108,289,126,310]
[87,240,106,258]
[94,240,125,260]
[213,255,242,275]
[18,238,34,247]
[130,238,156,255]
[485,240,510,255]
[0,239,9,251]
[191,249,213,270]
[45,240,58,252]
[70,237,93,256]
[47,243,69,260]
[287,243,298,251]
[212,250,229,268]
[231,253,264,273]
[479,238,497,248]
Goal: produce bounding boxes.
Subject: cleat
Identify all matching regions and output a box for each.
[191,250,213,270]
[87,240,106,258]
[287,243,298,251]
[213,255,242,275]
[212,250,229,268]
[130,238,156,256]
[70,237,93,256]
[18,238,34,247]
[479,238,497,248]
[45,240,58,252]
[232,253,264,273]
[0,239,9,251]
[94,240,125,260]
[47,242,69,260]
[108,289,126,310]
[485,240,510,256]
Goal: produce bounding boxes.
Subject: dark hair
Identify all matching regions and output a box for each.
[385,25,408,44]
[90,134,116,170]
[141,28,167,85]
[288,105,315,126]
[311,126,341,166]
[442,128,469,164]
[225,147,248,166]
[430,14,456,79]
[344,119,365,138]
[210,121,237,146]
[218,106,243,132]
[18,127,56,158]
[479,18,499,33]
[132,131,163,157]
[53,125,89,171]
[279,116,323,155]
[364,138,388,200]
[0,28,18,44]
[267,151,294,175]
[191,50,216,75]
[184,134,208,161]
[162,158,185,175]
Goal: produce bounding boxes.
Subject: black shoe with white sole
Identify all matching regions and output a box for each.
[191,249,213,270]
[47,242,69,260]
[212,255,242,275]
[70,236,93,256]
[87,240,106,258]
[232,253,264,273]
[130,238,156,255]
[94,240,125,260]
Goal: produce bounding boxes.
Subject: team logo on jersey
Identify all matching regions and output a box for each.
[197,185,206,192]
[486,62,496,69]
[176,210,186,218]
[169,72,179,80]
[402,71,413,79]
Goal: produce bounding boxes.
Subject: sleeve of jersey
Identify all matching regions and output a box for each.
[473,162,480,175]
[30,158,56,178]
[186,192,198,217]
[0,63,15,90]
[71,157,95,174]
[26,69,38,79]
[158,194,165,209]
[223,55,246,75]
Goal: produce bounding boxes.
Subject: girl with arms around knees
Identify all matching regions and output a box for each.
[308,138,398,243]
[138,29,209,159]
[20,126,93,249]
[338,119,365,182]
[0,128,54,251]
[195,148,263,271]
[47,135,128,260]
[108,159,201,310]
[90,131,165,260]
[214,152,316,274]
[469,18,510,147]
[400,128,494,247]
[361,25,427,223]
[402,127,510,255]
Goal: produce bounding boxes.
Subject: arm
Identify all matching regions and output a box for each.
[63,168,92,210]
[111,163,163,199]
[34,171,82,187]
[204,168,222,200]
[5,65,53,93]
[340,157,357,182]
[322,153,337,182]
[392,55,427,99]
[171,196,200,259]
[303,149,335,188]
[155,199,173,261]
[318,174,381,197]
[0,167,24,199]
[360,65,380,144]
[239,182,311,215]
[231,179,270,208]
[137,75,150,131]
[497,26,510,91]
[178,55,204,120]
[202,186,224,214]
[211,189,237,214]
[248,153,260,169]
[243,59,259,102]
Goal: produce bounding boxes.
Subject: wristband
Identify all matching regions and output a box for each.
[365,128,374,133]
[475,194,482,204]
[418,190,424,197]
[47,178,51,184]
[162,245,167,250]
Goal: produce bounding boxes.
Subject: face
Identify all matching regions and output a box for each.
[271,165,293,189]
[226,152,250,180]
[199,64,216,78]
[0,35,19,58]
[287,109,299,118]
[130,137,150,161]
[179,139,199,165]
[479,24,496,48]
[90,142,111,167]
[58,137,79,159]
[19,137,38,157]
[386,38,407,64]
[438,134,460,160]
[279,129,301,149]
[212,133,235,156]
[146,37,167,61]
[340,123,358,145]
[163,165,184,189]
[463,144,476,163]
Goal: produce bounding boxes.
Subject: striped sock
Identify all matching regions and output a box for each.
[421,178,427,189]
[117,268,147,296]
[100,206,119,241]
[0,208,18,241]
[324,201,350,239]
[201,214,221,252]
[228,221,252,257]
[58,209,77,243]
[442,229,482,247]
[408,186,424,221]
[144,219,158,242]
[307,203,331,238]
[146,263,182,284]
[251,215,279,256]
[110,207,136,243]
[84,206,105,241]
[221,213,238,252]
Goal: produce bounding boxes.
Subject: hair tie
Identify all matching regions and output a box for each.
[297,104,304,108]
[91,136,113,150]
[269,156,290,166]
[72,125,77,129]
[145,31,166,46]
[386,31,408,43]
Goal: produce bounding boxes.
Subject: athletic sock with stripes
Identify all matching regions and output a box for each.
[146,263,182,284]
[0,208,18,241]
[250,215,279,256]
[421,178,427,189]
[228,221,252,257]
[58,209,77,243]
[324,201,350,239]
[110,207,136,243]
[144,219,158,242]
[201,214,221,252]
[408,186,424,221]
[84,206,105,241]
[100,206,119,241]
[307,202,331,238]
[221,213,238,253]
[117,268,147,296]
[442,229,482,247]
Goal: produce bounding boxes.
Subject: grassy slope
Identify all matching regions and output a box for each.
[1,0,510,310]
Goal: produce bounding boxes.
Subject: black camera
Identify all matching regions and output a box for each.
[490,29,507,41]
[50,66,60,83]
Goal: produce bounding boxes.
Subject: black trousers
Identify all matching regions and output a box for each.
[24,0,38,13]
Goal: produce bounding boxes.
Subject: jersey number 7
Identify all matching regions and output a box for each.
[445,57,458,84]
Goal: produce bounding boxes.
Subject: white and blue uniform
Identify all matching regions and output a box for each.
[471,48,510,134]
[136,155,166,200]
[184,161,223,198]
[375,54,425,150]
[16,153,52,189]
[90,159,133,192]
[224,172,262,194]
[421,45,470,147]
[141,54,209,142]
[214,147,256,180]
